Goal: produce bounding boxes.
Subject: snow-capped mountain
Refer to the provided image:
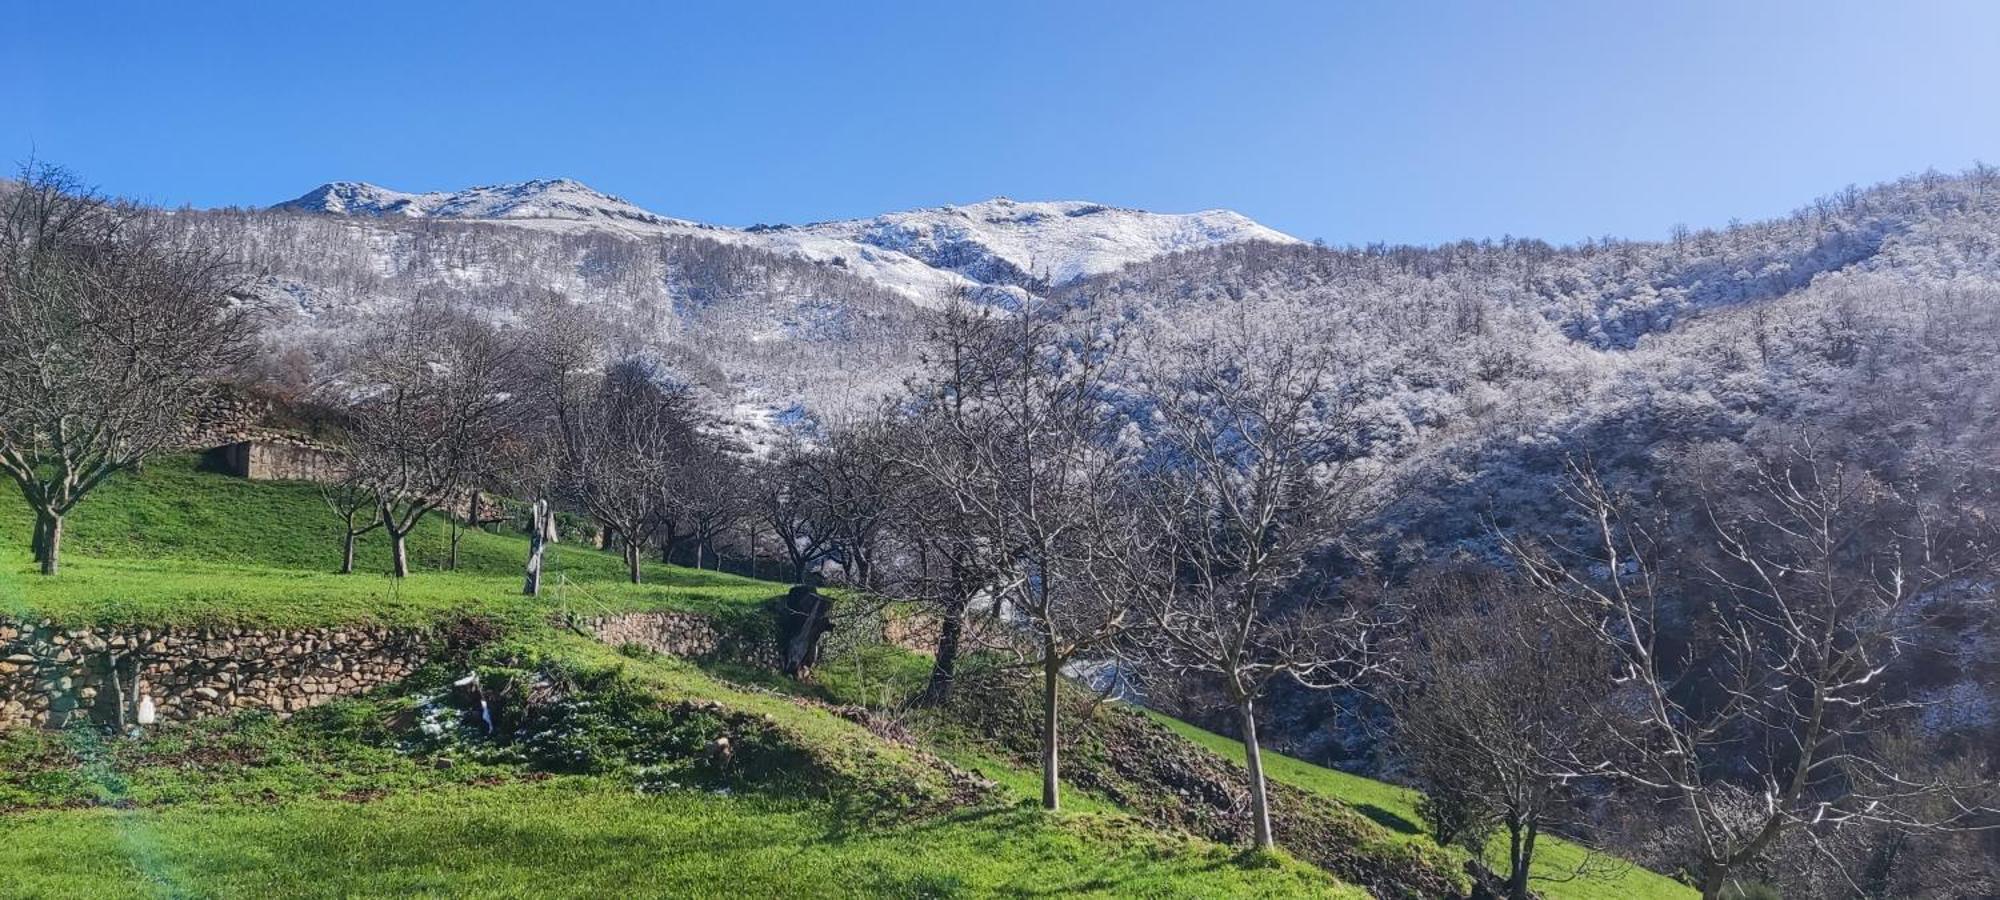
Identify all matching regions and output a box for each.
[790,197,1297,287]
[272,180,1299,301]
[277,179,707,230]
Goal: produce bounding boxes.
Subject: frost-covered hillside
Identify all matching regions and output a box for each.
[787,197,1299,288]
[273,180,1299,301]
[214,168,2000,470]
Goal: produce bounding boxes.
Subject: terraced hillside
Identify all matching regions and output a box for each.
[0,460,1688,898]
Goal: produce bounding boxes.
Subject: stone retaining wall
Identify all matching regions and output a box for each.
[582,610,778,669]
[0,619,430,729]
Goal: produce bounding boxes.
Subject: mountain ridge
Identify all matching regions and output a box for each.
[273,178,1301,298]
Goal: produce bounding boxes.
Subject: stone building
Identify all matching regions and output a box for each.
[202,431,347,483]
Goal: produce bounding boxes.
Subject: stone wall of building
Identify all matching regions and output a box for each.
[201,439,347,484]
[0,619,430,729]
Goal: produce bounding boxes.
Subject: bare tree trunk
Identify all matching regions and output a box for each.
[1041,641,1062,811]
[39,514,62,576]
[1506,820,1538,900]
[107,651,127,731]
[1239,696,1275,850]
[625,541,643,584]
[390,529,410,578]
[340,531,357,574]
[1700,864,1729,900]
[523,499,548,596]
[30,512,48,565]
[923,596,967,705]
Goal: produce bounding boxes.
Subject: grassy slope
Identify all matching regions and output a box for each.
[798,640,1691,898]
[0,460,1359,898]
[0,456,775,627]
[1150,714,1696,900]
[4,781,1354,899]
[0,637,1358,899]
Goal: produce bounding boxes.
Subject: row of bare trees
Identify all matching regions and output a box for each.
[724,297,1396,848]
[729,295,1995,896]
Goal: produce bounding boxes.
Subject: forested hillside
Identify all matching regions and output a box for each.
[11,163,1994,898]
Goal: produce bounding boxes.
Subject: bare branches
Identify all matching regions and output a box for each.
[0,162,253,574]
[1508,438,2000,899]
[889,292,1140,811]
[551,357,704,584]
[1391,565,1615,897]
[1121,318,1395,849]
[338,302,517,578]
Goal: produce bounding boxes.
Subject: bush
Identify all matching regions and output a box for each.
[1416,783,1495,854]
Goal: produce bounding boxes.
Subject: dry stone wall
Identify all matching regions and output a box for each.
[0,619,429,729]
[583,610,779,669]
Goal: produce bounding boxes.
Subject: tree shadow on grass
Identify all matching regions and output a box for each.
[1354,803,1421,835]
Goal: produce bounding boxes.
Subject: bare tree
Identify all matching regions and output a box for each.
[319,469,379,574]
[341,304,516,578]
[514,292,598,592]
[1125,323,1389,850]
[756,444,837,584]
[673,439,747,571]
[894,295,1135,811]
[801,416,904,592]
[0,164,251,574]
[554,359,698,584]
[889,301,1018,704]
[1391,566,1615,898]
[1508,438,1999,899]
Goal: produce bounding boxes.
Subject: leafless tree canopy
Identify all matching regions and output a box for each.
[1391,566,1618,898]
[554,358,703,584]
[891,296,1142,811]
[1508,437,1999,899]
[338,302,517,578]
[0,163,252,574]
[1124,318,1392,849]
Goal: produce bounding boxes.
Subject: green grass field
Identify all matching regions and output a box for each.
[0,456,776,627]
[1150,714,1696,900]
[2,636,1359,899]
[0,459,1363,897]
[0,456,1689,898]
[3,780,1357,899]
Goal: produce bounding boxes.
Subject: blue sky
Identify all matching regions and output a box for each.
[4,0,1997,244]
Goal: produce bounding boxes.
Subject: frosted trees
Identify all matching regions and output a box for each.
[1509,440,1999,900]
[1125,321,1389,850]
[0,164,251,574]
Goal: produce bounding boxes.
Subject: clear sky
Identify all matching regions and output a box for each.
[4,0,1997,245]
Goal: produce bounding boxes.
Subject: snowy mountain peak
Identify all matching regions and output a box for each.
[800,197,1299,286]
[272,179,1298,299]
[276,178,696,228]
